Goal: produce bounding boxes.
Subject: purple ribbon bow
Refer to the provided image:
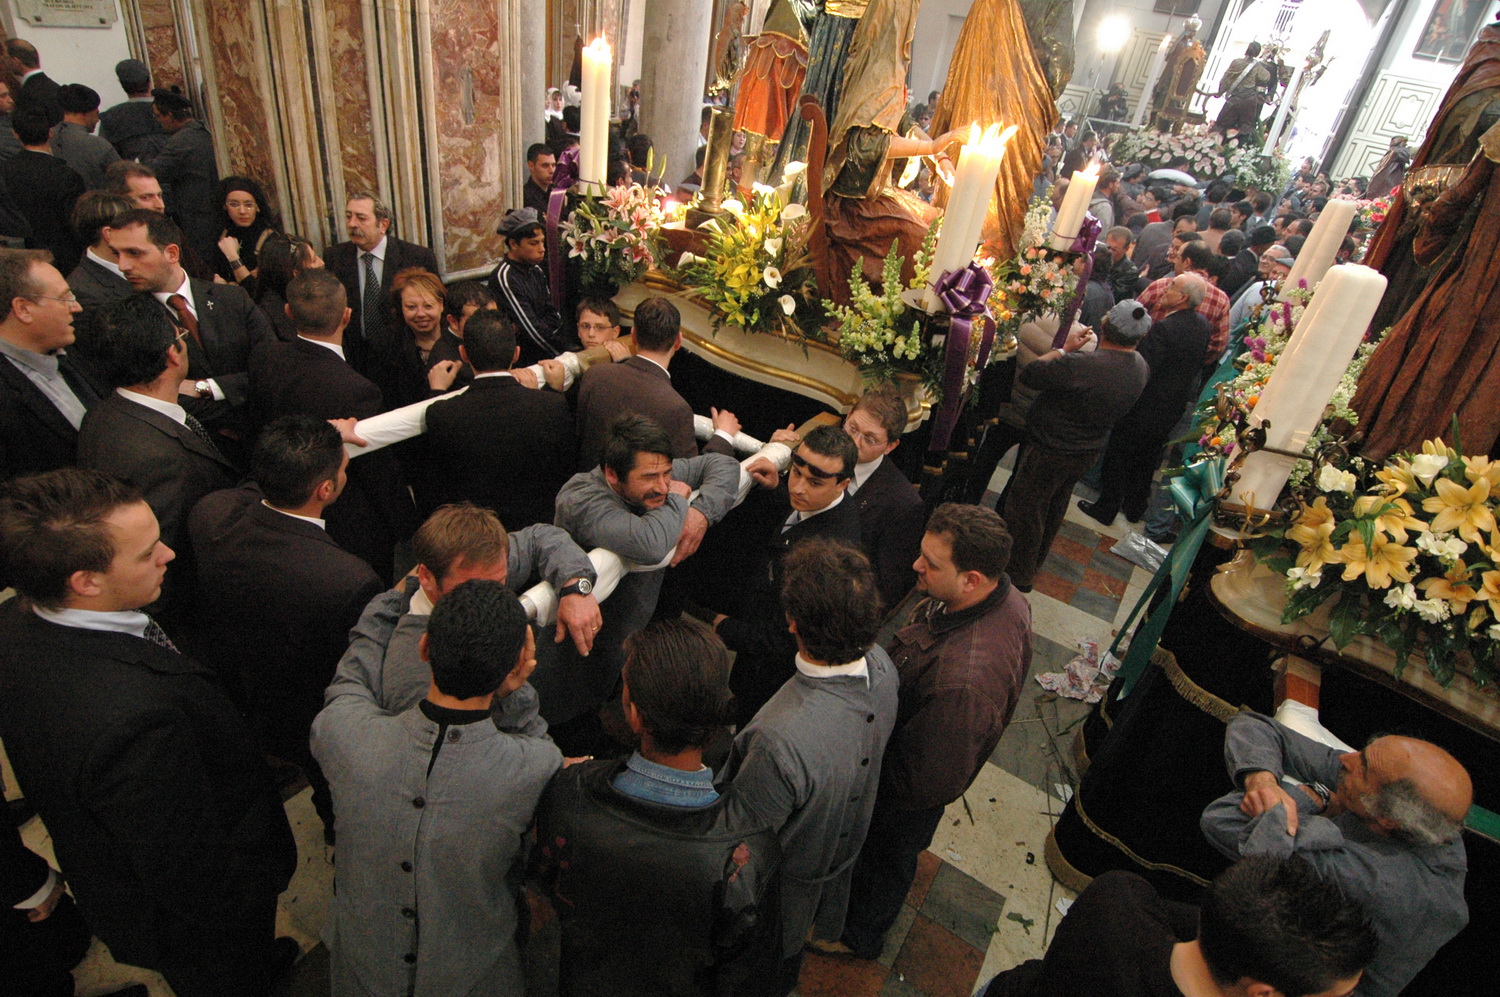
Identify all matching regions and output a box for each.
[545,147,582,309]
[1051,211,1104,349]
[928,263,997,452]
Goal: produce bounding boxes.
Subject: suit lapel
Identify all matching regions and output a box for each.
[116,395,235,470]
[0,357,78,443]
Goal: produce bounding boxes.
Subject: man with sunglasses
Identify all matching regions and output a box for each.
[715,425,864,726]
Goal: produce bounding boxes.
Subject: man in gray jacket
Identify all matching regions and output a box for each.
[1200,711,1471,997]
[549,413,741,750]
[722,539,899,994]
[313,579,562,997]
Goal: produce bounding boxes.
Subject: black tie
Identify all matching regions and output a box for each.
[183,411,228,464]
[142,617,178,652]
[361,253,385,340]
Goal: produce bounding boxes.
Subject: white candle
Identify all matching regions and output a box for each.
[1050,163,1099,250]
[581,37,612,187]
[1132,34,1174,128]
[926,125,981,308]
[1231,265,1387,513]
[1279,198,1357,301]
[925,125,1015,309]
[1261,59,1305,157]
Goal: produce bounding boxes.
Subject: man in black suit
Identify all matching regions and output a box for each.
[144,88,219,263]
[5,39,61,126]
[0,249,103,482]
[75,294,238,631]
[0,468,299,997]
[324,191,439,375]
[188,415,382,840]
[248,269,413,581]
[523,142,556,215]
[52,85,120,191]
[66,190,134,351]
[840,388,924,612]
[423,309,575,529]
[98,59,166,161]
[574,295,738,470]
[106,208,272,447]
[0,108,86,273]
[712,425,864,725]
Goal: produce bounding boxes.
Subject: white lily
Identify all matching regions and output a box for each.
[721,198,745,216]
[779,294,796,316]
[764,237,783,257]
[763,266,782,289]
[678,252,698,266]
[781,203,807,221]
[1410,452,1450,486]
[752,182,778,198]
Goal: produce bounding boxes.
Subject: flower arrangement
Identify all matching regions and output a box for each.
[827,229,944,391]
[1249,435,1500,687]
[1114,125,1289,191]
[561,181,666,293]
[982,199,1073,354]
[674,189,825,337]
[1333,194,1391,233]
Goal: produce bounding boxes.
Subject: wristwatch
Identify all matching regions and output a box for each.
[194,379,213,399]
[559,578,593,598]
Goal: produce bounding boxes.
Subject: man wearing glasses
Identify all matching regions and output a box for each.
[0,248,104,481]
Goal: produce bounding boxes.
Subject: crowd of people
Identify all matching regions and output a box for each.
[0,36,1475,997]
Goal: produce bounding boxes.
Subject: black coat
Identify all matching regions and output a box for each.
[1130,306,1213,437]
[0,347,103,481]
[145,119,220,259]
[852,458,926,612]
[423,373,576,529]
[164,278,276,436]
[323,236,440,375]
[574,356,735,472]
[98,98,167,160]
[16,72,61,126]
[0,607,296,982]
[67,255,134,352]
[0,150,86,272]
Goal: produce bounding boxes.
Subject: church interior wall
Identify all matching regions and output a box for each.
[0,1,133,105]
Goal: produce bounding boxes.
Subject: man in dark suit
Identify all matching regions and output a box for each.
[248,269,413,581]
[523,142,556,215]
[0,250,103,482]
[324,191,439,375]
[188,415,382,840]
[144,88,219,263]
[711,425,864,725]
[106,208,272,447]
[0,108,86,273]
[574,295,738,470]
[424,310,574,529]
[98,59,166,161]
[75,294,238,632]
[66,190,134,351]
[0,468,299,997]
[5,39,61,126]
[840,388,924,612]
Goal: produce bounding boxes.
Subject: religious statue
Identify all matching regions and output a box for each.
[929,0,1062,263]
[1210,41,1277,136]
[731,0,812,190]
[822,0,959,305]
[1150,15,1206,133]
[708,0,750,97]
[1016,0,1077,99]
[768,1,868,184]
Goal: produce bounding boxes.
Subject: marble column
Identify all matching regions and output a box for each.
[518,1,549,151]
[640,0,713,184]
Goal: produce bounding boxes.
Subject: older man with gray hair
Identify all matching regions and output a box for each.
[1201,712,1471,997]
[1079,273,1211,527]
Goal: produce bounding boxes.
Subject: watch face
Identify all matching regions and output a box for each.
[575,578,593,595]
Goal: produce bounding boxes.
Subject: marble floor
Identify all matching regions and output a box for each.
[5,459,1162,997]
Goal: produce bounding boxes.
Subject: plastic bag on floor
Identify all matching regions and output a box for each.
[1110,530,1166,573]
[1036,639,1123,703]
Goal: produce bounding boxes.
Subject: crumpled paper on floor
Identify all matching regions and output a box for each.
[1035,639,1122,703]
[1110,530,1166,572]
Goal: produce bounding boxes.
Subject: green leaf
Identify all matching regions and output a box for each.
[1283,582,1335,622]
[1327,591,1364,649]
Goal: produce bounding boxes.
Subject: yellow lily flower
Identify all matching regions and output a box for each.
[1479,570,1500,618]
[1352,494,1428,542]
[1373,459,1418,498]
[1464,455,1500,488]
[1337,533,1417,590]
[1419,564,1478,609]
[1421,438,1458,460]
[1291,496,1335,532]
[1422,476,1496,542]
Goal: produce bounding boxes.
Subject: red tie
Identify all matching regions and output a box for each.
[167,294,202,349]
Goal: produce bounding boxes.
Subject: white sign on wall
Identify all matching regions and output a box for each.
[13,0,118,29]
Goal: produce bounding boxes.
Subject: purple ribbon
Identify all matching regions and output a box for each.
[927,263,996,452]
[544,148,582,310]
[1051,211,1103,349]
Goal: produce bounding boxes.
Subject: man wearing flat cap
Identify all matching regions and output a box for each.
[488,207,577,367]
[100,59,167,161]
[145,87,219,264]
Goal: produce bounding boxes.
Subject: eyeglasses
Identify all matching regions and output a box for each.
[29,292,78,306]
[790,451,848,482]
[843,421,887,450]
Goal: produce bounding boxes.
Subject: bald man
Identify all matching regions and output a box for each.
[1201,712,1471,997]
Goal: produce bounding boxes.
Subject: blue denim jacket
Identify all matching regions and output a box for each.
[612,751,718,808]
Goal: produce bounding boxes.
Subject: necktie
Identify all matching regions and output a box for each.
[183,411,228,464]
[166,294,203,349]
[361,253,385,340]
[142,617,179,652]
[782,511,801,534]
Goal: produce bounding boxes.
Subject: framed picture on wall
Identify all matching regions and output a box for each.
[1153,0,1202,14]
[1412,0,1493,65]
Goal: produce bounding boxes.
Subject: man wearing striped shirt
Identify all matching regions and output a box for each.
[488,207,579,367]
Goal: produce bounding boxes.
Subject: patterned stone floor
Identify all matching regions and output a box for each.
[5,461,1161,997]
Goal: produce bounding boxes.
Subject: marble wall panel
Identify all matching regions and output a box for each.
[196,3,280,211]
[138,0,186,92]
[324,0,379,199]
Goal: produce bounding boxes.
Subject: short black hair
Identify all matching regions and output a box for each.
[1218,229,1247,257]
[1181,240,1215,272]
[1170,199,1200,222]
[252,415,344,508]
[781,540,881,664]
[110,208,185,252]
[12,107,52,147]
[152,86,194,120]
[286,269,348,335]
[1232,199,1254,219]
[801,424,857,480]
[626,133,653,168]
[575,297,621,327]
[58,84,101,115]
[631,296,680,352]
[1284,234,1306,257]
[426,579,530,700]
[602,413,674,478]
[462,309,517,372]
[527,142,553,163]
[1199,857,1376,996]
[925,503,1013,579]
[71,191,134,247]
[0,468,144,610]
[93,293,181,388]
[623,619,734,753]
[443,279,495,321]
[1248,224,1278,248]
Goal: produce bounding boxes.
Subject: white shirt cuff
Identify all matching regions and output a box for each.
[206,379,226,401]
[14,867,58,910]
[713,429,734,444]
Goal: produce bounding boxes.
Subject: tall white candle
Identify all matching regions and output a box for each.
[1132,34,1174,128]
[1230,265,1387,513]
[1050,164,1099,250]
[581,37,612,187]
[1261,60,1305,158]
[1279,198,1357,301]
[926,125,981,308]
[925,125,1015,309]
